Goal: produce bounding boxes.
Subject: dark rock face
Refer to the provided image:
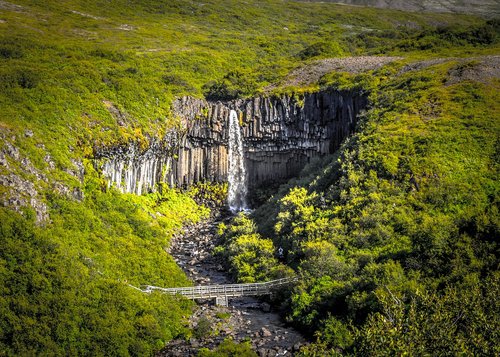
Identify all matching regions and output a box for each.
[173,90,367,188]
[97,90,367,193]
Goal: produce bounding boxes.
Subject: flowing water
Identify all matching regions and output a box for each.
[227,110,248,213]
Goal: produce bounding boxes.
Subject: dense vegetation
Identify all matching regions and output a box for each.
[0,174,207,354]
[220,59,500,354]
[1,0,499,355]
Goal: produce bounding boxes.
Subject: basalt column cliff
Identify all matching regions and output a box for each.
[173,89,367,187]
[98,89,367,193]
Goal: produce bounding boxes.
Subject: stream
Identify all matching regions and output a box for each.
[157,211,306,357]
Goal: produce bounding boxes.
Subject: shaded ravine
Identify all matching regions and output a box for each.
[158,212,305,357]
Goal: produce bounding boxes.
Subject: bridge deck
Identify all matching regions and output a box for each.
[140,278,293,300]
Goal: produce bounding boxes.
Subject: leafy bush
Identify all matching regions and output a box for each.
[218,213,293,283]
[0,67,40,89]
[188,182,228,207]
[357,274,500,355]
[297,41,345,60]
[0,45,23,59]
[194,317,213,339]
[0,207,192,355]
[197,338,257,357]
[203,70,258,101]
[89,48,127,62]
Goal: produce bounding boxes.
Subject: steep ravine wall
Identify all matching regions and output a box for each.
[96,90,367,194]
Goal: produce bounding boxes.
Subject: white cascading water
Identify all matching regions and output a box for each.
[227,109,248,213]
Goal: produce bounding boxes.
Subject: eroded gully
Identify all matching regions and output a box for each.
[157,211,305,357]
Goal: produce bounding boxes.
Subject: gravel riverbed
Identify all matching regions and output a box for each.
[157,212,305,357]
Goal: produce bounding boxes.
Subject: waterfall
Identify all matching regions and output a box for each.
[227,110,248,213]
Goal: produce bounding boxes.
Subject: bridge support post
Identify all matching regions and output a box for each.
[215,296,228,306]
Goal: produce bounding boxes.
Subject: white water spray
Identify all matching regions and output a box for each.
[227,110,248,213]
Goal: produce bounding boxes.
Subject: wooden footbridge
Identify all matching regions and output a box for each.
[138,278,295,306]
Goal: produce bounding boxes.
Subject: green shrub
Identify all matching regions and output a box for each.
[357,274,500,355]
[297,41,345,60]
[0,207,192,355]
[194,317,212,339]
[0,67,40,89]
[197,339,257,357]
[203,70,258,100]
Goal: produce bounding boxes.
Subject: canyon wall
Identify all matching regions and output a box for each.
[97,90,367,194]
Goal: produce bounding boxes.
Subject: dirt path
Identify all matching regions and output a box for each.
[157,213,305,357]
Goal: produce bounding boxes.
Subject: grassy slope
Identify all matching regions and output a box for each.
[0,0,499,355]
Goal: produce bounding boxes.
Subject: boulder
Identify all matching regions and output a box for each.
[260,302,271,312]
[260,327,272,337]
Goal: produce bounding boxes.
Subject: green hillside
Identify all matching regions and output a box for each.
[0,0,499,355]
[221,58,499,354]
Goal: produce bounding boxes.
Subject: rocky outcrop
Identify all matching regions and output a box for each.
[0,133,85,223]
[98,89,367,193]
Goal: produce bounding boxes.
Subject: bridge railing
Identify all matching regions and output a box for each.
[140,277,295,299]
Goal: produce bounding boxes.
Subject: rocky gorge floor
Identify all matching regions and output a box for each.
[157,212,306,357]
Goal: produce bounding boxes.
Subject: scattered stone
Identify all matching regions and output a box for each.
[0,143,51,223]
[4,142,20,161]
[446,56,500,85]
[159,214,306,356]
[257,348,270,357]
[0,152,8,167]
[67,159,85,182]
[24,129,33,137]
[260,302,271,312]
[53,182,70,196]
[44,154,55,169]
[260,327,272,337]
[0,1,24,12]
[118,24,135,31]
